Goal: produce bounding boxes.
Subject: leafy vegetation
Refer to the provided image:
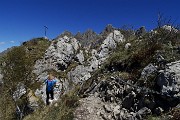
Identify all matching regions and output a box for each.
[0,38,50,120]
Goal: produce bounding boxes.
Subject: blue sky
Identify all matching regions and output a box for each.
[0,0,180,52]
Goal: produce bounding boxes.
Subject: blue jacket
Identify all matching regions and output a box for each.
[45,79,57,92]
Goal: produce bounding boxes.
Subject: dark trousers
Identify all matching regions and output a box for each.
[46,90,54,105]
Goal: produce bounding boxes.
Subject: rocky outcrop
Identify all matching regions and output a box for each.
[32,36,82,104]
[76,50,84,64]
[85,30,125,72]
[162,25,178,33]
[44,36,80,70]
[67,30,125,84]
[125,43,131,50]
[99,30,125,59]
[13,83,26,101]
[140,63,157,81]
[2,24,180,120]
[32,30,126,105]
[68,65,91,84]
[156,60,180,97]
[82,29,98,42]
[33,36,82,99]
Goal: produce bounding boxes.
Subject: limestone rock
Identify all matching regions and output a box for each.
[162,25,178,33]
[13,83,26,101]
[99,30,124,59]
[35,36,81,72]
[68,65,91,84]
[113,105,121,120]
[76,50,84,64]
[156,60,180,97]
[113,105,120,115]
[103,104,112,113]
[137,107,151,119]
[141,63,157,80]
[125,43,131,50]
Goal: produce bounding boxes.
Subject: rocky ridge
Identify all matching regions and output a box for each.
[1,25,180,120]
[28,30,125,105]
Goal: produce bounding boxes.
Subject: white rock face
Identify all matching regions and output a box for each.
[33,30,125,102]
[141,64,157,80]
[113,105,121,115]
[125,43,131,50]
[71,38,79,51]
[65,30,125,84]
[89,30,125,71]
[162,25,178,33]
[88,56,99,71]
[68,65,91,84]
[13,83,26,101]
[76,50,84,64]
[68,30,125,84]
[34,36,81,74]
[99,30,125,59]
[33,36,82,103]
[157,60,180,97]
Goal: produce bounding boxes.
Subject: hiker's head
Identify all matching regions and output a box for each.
[48,73,54,80]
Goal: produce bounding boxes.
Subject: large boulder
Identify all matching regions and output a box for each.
[99,30,125,59]
[136,107,151,119]
[36,36,81,72]
[68,65,91,84]
[141,64,157,80]
[156,60,180,97]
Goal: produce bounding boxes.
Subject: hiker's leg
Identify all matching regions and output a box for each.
[50,90,54,100]
[46,91,50,105]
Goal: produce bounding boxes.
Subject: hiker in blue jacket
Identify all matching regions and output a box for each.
[45,73,57,105]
